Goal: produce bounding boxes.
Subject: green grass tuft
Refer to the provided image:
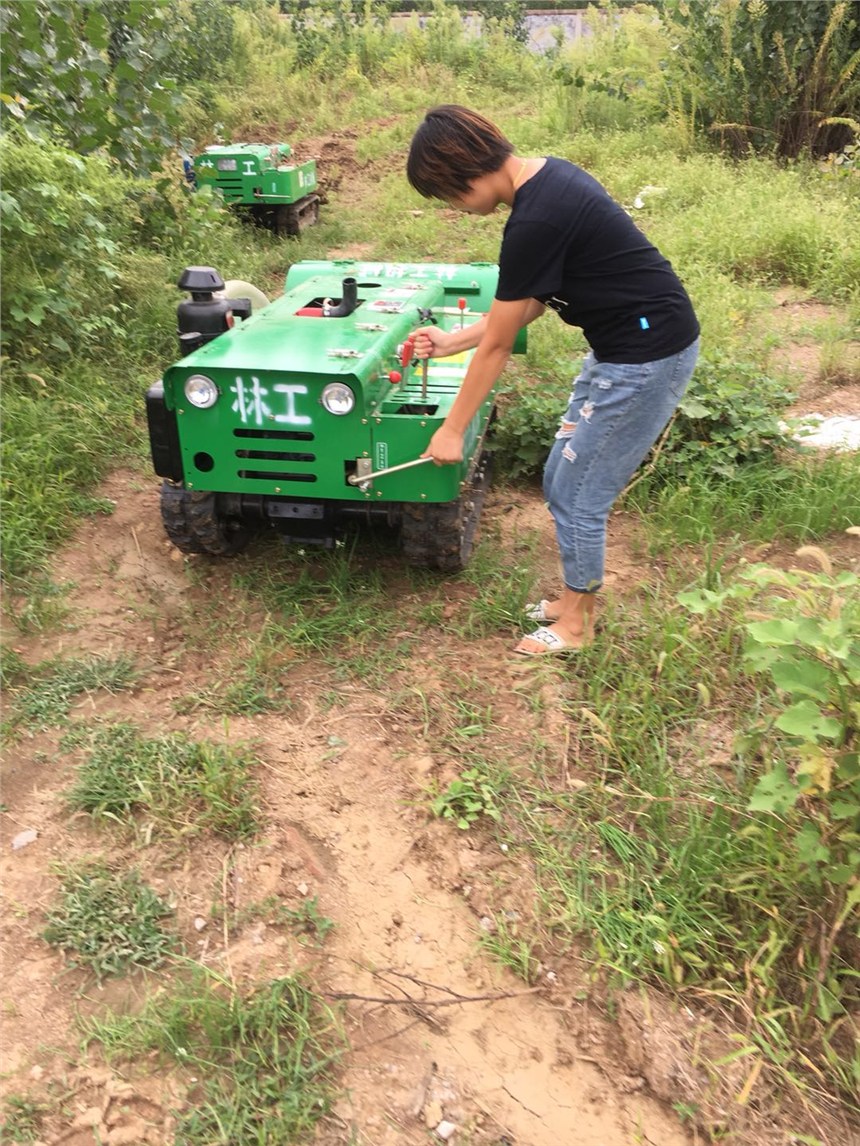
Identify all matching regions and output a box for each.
[66,722,260,841]
[4,655,136,732]
[43,862,174,981]
[86,968,344,1144]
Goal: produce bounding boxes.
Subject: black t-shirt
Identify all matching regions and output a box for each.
[496,157,699,363]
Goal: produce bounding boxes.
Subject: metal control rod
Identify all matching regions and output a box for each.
[347,456,434,485]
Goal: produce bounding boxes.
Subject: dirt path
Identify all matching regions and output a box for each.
[1,469,697,1145]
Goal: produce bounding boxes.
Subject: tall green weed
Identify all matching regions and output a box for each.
[662,0,860,159]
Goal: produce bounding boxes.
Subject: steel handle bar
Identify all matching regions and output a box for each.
[347,456,434,486]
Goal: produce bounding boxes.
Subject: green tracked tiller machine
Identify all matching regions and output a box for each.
[146,260,525,571]
[191,142,320,236]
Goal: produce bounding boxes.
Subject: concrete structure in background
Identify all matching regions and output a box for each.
[390,8,590,52]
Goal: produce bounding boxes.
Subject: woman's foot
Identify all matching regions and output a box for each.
[514,621,589,656]
[524,599,562,624]
[516,590,596,655]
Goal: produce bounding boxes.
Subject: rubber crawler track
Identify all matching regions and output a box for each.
[160,482,251,556]
[276,196,321,237]
[400,450,493,572]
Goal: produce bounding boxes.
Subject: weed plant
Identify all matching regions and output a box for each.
[43,862,174,981]
[450,528,542,636]
[229,536,415,679]
[216,895,336,946]
[477,914,538,985]
[87,968,343,1144]
[0,1096,48,1143]
[502,569,856,1106]
[66,722,260,841]
[3,656,136,732]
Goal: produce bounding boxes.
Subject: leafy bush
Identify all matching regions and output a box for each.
[161,0,237,85]
[491,370,570,482]
[667,352,795,478]
[491,351,794,484]
[0,133,144,362]
[0,0,182,172]
[679,549,860,1087]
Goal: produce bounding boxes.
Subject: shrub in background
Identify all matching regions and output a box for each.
[662,0,860,159]
[491,351,794,483]
[0,132,141,363]
[0,0,182,172]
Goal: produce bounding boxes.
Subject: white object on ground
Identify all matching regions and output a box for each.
[785,414,860,451]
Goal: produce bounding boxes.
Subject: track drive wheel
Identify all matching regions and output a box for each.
[400,451,493,572]
[160,483,252,556]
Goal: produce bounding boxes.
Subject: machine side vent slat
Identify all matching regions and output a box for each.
[238,471,317,483]
[236,449,316,462]
[234,429,315,441]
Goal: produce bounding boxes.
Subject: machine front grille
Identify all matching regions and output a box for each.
[233,430,318,485]
[236,449,316,462]
[234,429,315,441]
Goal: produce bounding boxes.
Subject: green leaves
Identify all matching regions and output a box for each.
[662,0,860,159]
[0,0,182,172]
[679,556,860,891]
[431,767,504,829]
[775,700,842,742]
[43,863,174,981]
[748,761,800,815]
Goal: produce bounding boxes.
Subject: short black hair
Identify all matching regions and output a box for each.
[407,105,514,200]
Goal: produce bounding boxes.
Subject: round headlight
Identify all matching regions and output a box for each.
[321,382,355,415]
[184,374,219,409]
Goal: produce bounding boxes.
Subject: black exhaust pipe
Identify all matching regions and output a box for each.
[323,277,357,318]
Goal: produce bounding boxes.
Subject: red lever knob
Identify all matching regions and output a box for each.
[388,370,402,384]
[400,337,415,368]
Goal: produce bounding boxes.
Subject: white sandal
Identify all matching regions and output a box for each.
[524,600,559,624]
[514,626,578,657]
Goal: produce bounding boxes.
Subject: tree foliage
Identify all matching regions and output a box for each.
[0,0,182,171]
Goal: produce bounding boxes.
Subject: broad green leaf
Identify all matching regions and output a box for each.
[795,823,829,867]
[680,397,712,419]
[748,763,800,815]
[770,658,832,701]
[775,700,842,741]
[829,799,860,820]
[747,619,800,646]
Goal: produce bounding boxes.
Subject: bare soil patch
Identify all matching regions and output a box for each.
[2,473,693,1146]
[4,466,858,1145]
[764,293,860,418]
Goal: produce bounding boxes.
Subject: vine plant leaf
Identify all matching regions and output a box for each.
[748,761,800,816]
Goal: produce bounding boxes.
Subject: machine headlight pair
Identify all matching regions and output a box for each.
[184,375,355,416]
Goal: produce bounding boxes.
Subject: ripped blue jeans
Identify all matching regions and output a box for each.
[542,339,700,593]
